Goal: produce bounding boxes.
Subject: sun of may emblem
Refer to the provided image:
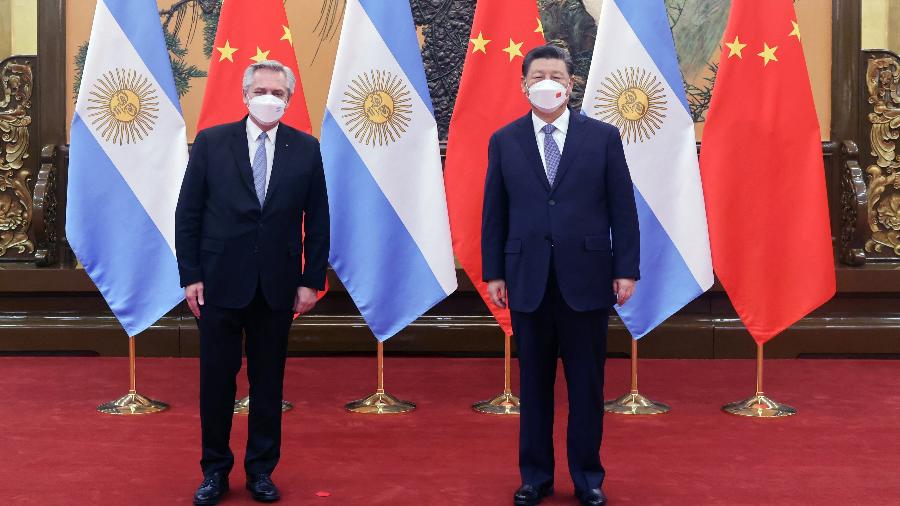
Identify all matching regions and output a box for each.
[594,67,667,144]
[86,68,159,145]
[342,69,412,146]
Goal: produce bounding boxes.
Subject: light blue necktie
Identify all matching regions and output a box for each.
[542,123,560,186]
[252,131,267,205]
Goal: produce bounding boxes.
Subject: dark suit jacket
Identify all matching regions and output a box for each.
[175,117,329,311]
[481,111,640,313]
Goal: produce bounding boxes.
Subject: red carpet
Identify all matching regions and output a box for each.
[1,357,898,505]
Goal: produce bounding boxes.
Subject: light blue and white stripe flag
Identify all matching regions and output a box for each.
[67,0,187,336]
[583,0,713,338]
[321,0,457,341]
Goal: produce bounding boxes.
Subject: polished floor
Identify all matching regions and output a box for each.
[0,356,898,505]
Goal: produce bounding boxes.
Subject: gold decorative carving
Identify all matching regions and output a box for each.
[864,55,900,257]
[0,58,35,257]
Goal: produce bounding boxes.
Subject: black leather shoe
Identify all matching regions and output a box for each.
[513,483,554,505]
[576,488,608,506]
[246,473,281,502]
[193,473,228,505]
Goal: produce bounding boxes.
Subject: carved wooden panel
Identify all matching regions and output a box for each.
[0,56,57,266]
[0,57,37,261]
[862,51,900,260]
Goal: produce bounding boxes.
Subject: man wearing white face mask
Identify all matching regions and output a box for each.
[176,60,329,505]
[482,45,640,506]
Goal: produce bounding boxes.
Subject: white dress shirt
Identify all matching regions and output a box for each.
[246,119,278,194]
[531,107,570,177]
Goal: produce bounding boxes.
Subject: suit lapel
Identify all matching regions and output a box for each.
[263,125,291,210]
[513,113,551,192]
[551,111,587,193]
[229,117,257,204]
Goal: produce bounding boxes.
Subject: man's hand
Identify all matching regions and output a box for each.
[185,282,205,318]
[294,287,319,315]
[613,278,636,306]
[487,279,508,309]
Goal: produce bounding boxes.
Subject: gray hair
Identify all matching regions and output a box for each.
[242,60,296,97]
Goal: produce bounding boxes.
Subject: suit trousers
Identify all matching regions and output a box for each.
[198,286,294,477]
[512,266,609,493]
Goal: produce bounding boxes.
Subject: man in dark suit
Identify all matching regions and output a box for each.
[482,46,640,506]
[176,60,329,505]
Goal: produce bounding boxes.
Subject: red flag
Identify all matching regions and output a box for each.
[200,0,325,306]
[699,0,835,343]
[198,0,311,132]
[444,1,545,336]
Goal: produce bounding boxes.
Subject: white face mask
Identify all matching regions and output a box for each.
[527,79,568,113]
[247,94,286,124]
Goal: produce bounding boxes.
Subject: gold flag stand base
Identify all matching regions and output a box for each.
[97,337,168,415]
[98,390,169,415]
[345,341,415,414]
[473,333,520,415]
[604,391,670,415]
[722,394,796,417]
[473,391,520,415]
[723,343,796,418]
[233,396,293,415]
[345,390,415,414]
[605,339,669,415]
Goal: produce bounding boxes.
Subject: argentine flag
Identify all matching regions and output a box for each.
[67,0,187,336]
[321,0,457,341]
[583,0,713,338]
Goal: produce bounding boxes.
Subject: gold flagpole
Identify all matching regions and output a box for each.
[604,338,669,415]
[345,341,415,414]
[97,335,169,415]
[473,333,520,414]
[723,342,796,417]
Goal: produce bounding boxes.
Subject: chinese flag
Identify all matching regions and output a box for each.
[200,0,323,305]
[699,0,835,344]
[197,0,311,132]
[444,1,545,335]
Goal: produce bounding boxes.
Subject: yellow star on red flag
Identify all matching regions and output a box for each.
[281,26,293,47]
[502,38,524,62]
[471,32,491,54]
[216,40,238,62]
[757,43,778,66]
[725,36,746,59]
[789,20,801,40]
[250,46,271,63]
